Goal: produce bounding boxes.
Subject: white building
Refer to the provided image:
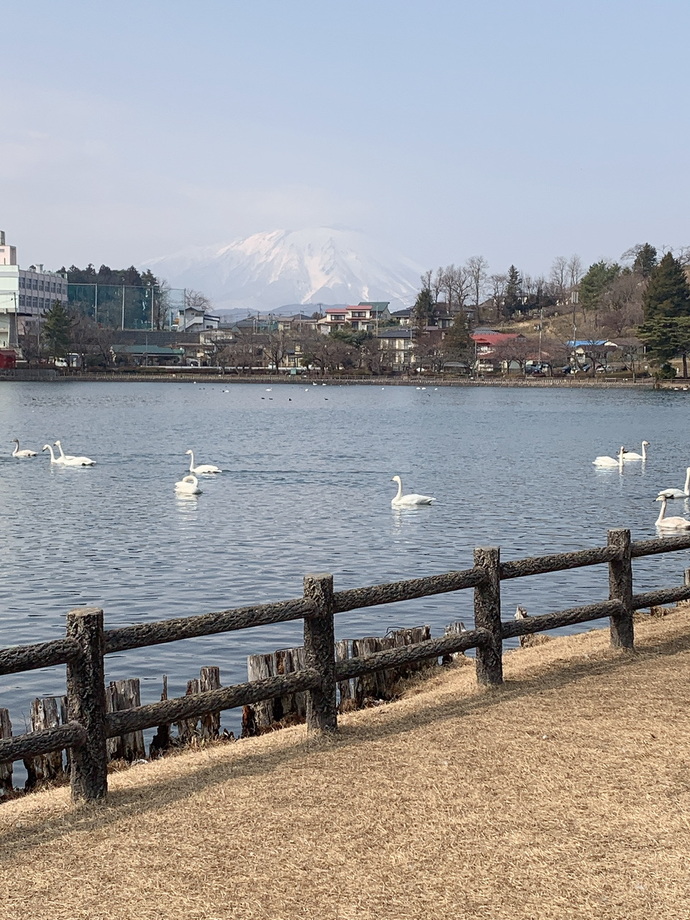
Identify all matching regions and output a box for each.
[0,231,68,349]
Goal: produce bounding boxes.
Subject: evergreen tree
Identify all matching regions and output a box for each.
[442,313,470,360]
[42,300,73,357]
[411,285,435,331]
[633,243,657,278]
[503,265,522,316]
[643,252,690,319]
[579,261,620,316]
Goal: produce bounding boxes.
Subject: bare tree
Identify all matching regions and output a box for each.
[488,274,507,323]
[567,254,583,289]
[550,256,568,304]
[465,256,489,321]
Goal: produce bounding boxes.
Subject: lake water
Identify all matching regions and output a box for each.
[1,379,690,739]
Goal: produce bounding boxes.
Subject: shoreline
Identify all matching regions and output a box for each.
[0,370,668,389]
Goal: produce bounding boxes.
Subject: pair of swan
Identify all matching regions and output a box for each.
[654,494,690,530]
[391,475,436,507]
[42,441,96,467]
[592,440,650,467]
[11,439,37,458]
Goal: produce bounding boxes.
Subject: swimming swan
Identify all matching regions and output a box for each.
[175,473,202,495]
[622,440,649,462]
[593,446,626,468]
[11,439,37,458]
[391,475,435,507]
[657,467,690,500]
[186,449,221,475]
[54,440,96,466]
[654,494,690,530]
[42,444,63,464]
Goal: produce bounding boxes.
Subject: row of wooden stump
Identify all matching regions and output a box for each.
[0,623,467,794]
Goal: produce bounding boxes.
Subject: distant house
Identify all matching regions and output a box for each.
[377,327,414,366]
[174,305,220,334]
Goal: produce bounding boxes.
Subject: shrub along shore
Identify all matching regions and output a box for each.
[1,609,689,920]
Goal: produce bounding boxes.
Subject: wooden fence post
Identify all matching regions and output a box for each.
[0,709,12,794]
[608,528,634,649]
[66,607,108,803]
[473,547,503,686]
[303,574,337,733]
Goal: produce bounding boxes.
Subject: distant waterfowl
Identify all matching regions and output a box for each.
[654,495,690,530]
[186,449,221,475]
[593,446,626,468]
[391,475,436,507]
[622,440,649,462]
[657,467,690,500]
[11,439,37,458]
[175,473,202,495]
[54,440,96,466]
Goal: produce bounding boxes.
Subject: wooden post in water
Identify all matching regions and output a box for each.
[608,528,634,649]
[66,606,108,803]
[176,679,200,744]
[199,667,221,741]
[149,675,171,759]
[24,696,65,787]
[473,547,503,686]
[303,573,337,733]
[106,679,146,761]
[0,709,12,794]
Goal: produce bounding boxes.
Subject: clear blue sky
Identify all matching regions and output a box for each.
[3,0,690,281]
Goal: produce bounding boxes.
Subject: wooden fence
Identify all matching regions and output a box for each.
[2,527,690,804]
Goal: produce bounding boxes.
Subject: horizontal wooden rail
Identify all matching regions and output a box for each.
[333,568,484,613]
[632,534,690,557]
[632,585,690,610]
[0,638,80,676]
[334,629,490,681]
[501,600,625,639]
[105,597,315,653]
[499,546,618,579]
[0,722,87,766]
[105,669,321,736]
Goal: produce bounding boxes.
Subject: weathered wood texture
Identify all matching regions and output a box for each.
[333,569,484,614]
[106,669,320,737]
[608,528,634,648]
[176,679,200,745]
[0,723,87,766]
[474,547,503,686]
[104,597,314,654]
[303,574,337,733]
[0,638,79,677]
[66,607,108,803]
[499,546,617,580]
[631,534,690,557]
[501,600,624,639]
[0,709,12,793]
[23,696,67,788]
[200,667,221,741]
[106,679,146,762]
[149,675,171,758]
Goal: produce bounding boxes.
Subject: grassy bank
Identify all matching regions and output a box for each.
[2,611,690,919]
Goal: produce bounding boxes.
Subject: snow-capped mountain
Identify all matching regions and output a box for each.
[144,228,424,311]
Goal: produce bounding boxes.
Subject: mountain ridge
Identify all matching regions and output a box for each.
[144,228,423,311]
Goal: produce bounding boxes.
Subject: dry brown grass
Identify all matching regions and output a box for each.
[2,612,690,920]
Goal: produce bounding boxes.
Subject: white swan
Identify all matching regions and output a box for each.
[11,439,37,458]
[391,475,436,507]
[42,444,61,464]
[175,473,202,495]
[622,440,649,462]
[54,440,96,466]
[593,446,626,468]
[185,449,221,475]
[657,467,690,500]
[654,494,690,530]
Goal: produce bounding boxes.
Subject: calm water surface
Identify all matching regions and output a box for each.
[1,380,690,736]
